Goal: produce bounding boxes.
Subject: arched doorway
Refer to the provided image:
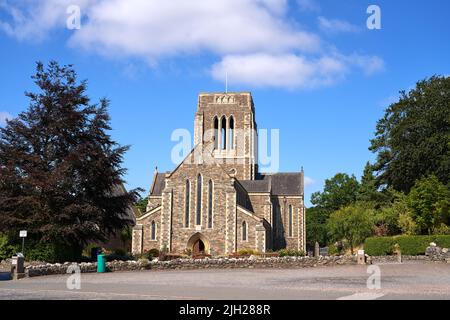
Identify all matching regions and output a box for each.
[187,232,210,255]
[193,239,205,255]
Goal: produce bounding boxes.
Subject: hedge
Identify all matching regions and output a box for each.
[364,235,450,256]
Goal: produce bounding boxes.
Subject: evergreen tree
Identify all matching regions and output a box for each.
[0,61,140,260]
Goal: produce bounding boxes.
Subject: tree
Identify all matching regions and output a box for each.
[136,196,148,216]
[407,175,449,235]
[357,161,392,207]
[370,76,450,192]
[0,61,140,261]
[305,207,329,247]
[311,173,360,212]
[327,203,374,254]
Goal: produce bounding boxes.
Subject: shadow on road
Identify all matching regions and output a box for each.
[0,272,12,281]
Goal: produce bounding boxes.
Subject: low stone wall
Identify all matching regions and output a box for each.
[25,255,356,277]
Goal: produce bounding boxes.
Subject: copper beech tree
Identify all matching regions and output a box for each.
[0,61,140,260]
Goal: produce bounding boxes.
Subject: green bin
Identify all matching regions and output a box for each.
[97,253,106,273]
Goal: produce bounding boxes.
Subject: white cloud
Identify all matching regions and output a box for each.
[297,0,320,12]
[0,111,12,125]
[0,0,384,89]
[318,16,360,34]
[211,52,383,89]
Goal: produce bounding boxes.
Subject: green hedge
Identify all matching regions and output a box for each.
[364,237,395,256]
[364,235,450,256]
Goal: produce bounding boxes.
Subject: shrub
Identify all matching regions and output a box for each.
[25,241,82,263]
[237,248,259,255]
[435,235,450,248]
[394,235,435,255]
[278,249,305,257]
[364,235,450,256]
[0,234,18,262]
[364,237,395,256]
[328,244,340,256]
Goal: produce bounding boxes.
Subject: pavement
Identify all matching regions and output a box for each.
[1,261,450,300]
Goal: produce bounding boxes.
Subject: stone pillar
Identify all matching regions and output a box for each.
[132,224,143,255]
[255,223,266,253]
[314,241,320,257]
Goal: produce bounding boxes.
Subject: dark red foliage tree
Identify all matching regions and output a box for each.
[0,61,140,258]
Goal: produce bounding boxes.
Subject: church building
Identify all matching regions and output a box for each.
[132,92,305,256]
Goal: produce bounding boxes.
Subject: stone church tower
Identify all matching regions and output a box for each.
[132,92,305,256]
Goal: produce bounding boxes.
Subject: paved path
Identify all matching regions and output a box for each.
[1,262,449,300]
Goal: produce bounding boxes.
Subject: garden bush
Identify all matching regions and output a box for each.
[364,235,450,256]
[364,237,395,256]
[278,249,305,257]
[0,234,18,262]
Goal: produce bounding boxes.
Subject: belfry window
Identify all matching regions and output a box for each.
[242,221,247,241]
[228,116,234,150]
[213,116,218,149]
[208,180,213,228]
[185,180,190,227]
[196,174,202,225]
[221,116,227,150]
[151,221,156,240]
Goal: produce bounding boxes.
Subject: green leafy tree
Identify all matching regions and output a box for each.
[370,76,450,192]
[407,175,450,235]
[0,61,140,261]
[305,207,329,246]
[327,203,375,254]
[311,173,360,212]
[136,196,148,215]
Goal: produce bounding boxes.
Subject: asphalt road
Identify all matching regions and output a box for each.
[1,262,449,300]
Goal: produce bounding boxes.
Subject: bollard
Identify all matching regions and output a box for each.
[97,253,106,273]
[357,250,366,265]
[11,254,25,280]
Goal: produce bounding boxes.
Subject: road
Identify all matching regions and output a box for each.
[1,262,449,300]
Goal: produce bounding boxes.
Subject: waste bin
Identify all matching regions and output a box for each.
[97,254,106,273]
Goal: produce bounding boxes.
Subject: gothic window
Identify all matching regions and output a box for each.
[196,174,202,225]
[289,205,293,237]
[228,116,234,150]
[213,116,219,149]
[151,221,156,240]
[208,180,213,228]
[221,116,227,150]
[185,180,190,227]
[242,221,247,241]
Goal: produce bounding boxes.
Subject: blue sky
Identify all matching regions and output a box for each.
[0,0,449,206]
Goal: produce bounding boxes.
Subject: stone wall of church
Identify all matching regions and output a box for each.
[134,209,162,254]
[163,162,237,256]
[271,196,305,251]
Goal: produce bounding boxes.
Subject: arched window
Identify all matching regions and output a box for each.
[221,116,227,150]
[151,221,156,240]
[289,205,293,237]
[208,180,213,228]
[196,174,202,225]
[228,116,234,150]
[242,221,247,241]
[213,116,218,149]
[185,180,190,227]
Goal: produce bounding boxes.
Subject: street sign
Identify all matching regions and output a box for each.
[19,230,27,238]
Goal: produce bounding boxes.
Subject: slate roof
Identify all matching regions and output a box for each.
[239,180,271,193]
[150,172,167,196]
[240,172,303,196]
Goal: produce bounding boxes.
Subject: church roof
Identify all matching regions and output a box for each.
[150,172,167,196]
[240,172,304,196]
[239,180,271,193]
[150,171,304,196]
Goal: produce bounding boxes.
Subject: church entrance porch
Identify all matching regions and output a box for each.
[187,233,210,256]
